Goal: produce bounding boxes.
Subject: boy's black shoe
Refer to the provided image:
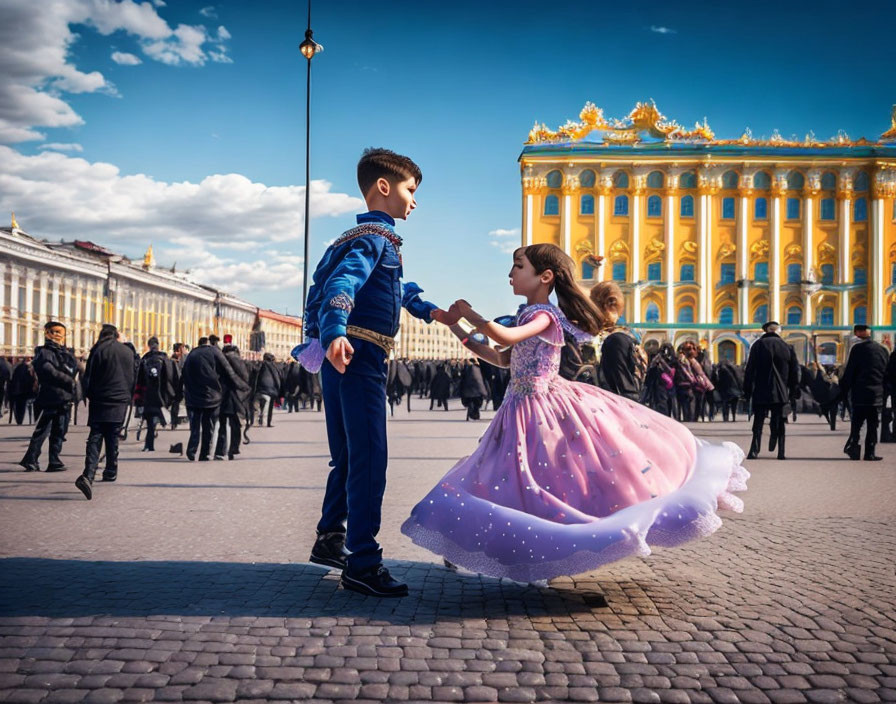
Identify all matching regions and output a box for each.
[309,532,347,570]
[341,565,408,598]
[75,475,92,500]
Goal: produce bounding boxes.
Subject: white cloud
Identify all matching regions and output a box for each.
[489,227,520,237]
[0,0,232,143]
[649,25,677,34]
[111,51,142,65]
[488,227,521,254]
[40,142,83,152]
[199,6,218,19]
[0,146,364,293]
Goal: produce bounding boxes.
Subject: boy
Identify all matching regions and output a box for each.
[303,148,457,597]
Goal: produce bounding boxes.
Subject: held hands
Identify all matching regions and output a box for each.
[431,307,462,326]
[326,336,354,374]
[449,299,487,328]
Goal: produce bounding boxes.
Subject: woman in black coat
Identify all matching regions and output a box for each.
[215,345,251,460]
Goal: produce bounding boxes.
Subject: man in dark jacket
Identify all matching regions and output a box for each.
[743,321,799,460]
[839,325,891,461]
[167,342,186,429]
[181,337,249,461]
[0,356,11,419]
[136,337,170,452]
[75,325,139,499]
[19,322,78,472]
[715,358,742,422]
[8,358,36,425]
[598,330,641,402]
[252,352,283,427]
[215,344,251,460]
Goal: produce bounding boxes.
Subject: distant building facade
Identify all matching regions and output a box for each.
[395,308,470,360]
[1,224,299,359]
[521,101,896,362]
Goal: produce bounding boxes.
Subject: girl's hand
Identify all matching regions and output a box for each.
[431,308,461,326]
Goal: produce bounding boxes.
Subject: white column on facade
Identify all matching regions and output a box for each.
[560,191,572,255]
[771,195,782,323]
[10,268,20,350]
[0,262,6,349]
[38,273,48,322]
[738,192,749,324]
[703,191,714,324]
[51,276,61,321]
[698,193,709,323]
[803,194,814,325]
[631,190,642,323]
[871,196,885,326]
[839,195,852,326]
[524,193,533,247]
[595,193,605,282]
[665,193,675,324]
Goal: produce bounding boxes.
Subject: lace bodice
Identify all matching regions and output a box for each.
[507,304,569,396]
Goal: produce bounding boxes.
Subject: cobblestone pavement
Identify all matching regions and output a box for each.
[1,401,894,702]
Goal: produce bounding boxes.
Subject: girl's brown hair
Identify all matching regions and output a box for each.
[522,244,606,334]
[589,281,625,323]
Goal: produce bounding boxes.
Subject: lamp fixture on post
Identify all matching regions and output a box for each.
[299,1,323,342]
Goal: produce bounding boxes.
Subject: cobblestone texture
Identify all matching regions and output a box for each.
[1,403,894,701]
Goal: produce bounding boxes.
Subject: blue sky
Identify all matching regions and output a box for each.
[2,0,895,318]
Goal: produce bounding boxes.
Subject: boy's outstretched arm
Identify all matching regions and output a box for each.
[401,282,460,326]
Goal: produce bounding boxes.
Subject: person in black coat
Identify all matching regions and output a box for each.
[215,344,251,460]
[75,324,139,499]
[839,325,891,461]
[136,338,170,452]
[429,364,452,410]
[589,282,641,402]
[167,342,186,429]
[0,356,11,419]
[7,358,36,425]
[715,358,742,422]
[881,347,896,443]
[743,321,800,460]
[283,360,303,412]
[181,337,249,461]
[19,322,78,472]
[252,353,283,427]
[459,359,489,420]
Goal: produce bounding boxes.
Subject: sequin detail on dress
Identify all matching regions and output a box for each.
[402,303,749,582]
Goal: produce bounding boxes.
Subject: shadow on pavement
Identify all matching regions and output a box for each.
[0,558,607,623]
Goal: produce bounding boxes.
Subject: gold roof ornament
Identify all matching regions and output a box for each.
[11,212,19,229]
[143,244,155,269]
[527,101,894,147]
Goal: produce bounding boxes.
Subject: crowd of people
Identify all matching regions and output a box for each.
[0,321,326,500]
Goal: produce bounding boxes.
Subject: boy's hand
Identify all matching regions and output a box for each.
[326,337,354,374]
[431,308,461,326]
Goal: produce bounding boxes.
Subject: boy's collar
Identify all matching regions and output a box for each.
[357,210,396,227]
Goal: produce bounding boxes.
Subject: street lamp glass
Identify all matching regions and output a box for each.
[299,31,322,59]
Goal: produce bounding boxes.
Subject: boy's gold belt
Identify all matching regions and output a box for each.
[346,325,395,354]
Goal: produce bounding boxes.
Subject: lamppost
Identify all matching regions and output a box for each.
[299,1,322,342]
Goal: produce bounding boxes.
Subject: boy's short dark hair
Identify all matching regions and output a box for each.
[357,148,422,196]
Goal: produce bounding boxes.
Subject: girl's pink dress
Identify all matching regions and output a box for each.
[401,303,748,582]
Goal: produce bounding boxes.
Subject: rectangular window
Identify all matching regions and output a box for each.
[820,198,835,220]
[787,263,802,284]
[720,263,736,284]
[647,262,662,281]
[722,197,735,220]
[754,262,769,282]
[853,267,867,285]
[612,261,627,281]
[680,264,695,281]
[754,198,768,220]
[821,264,834,285]
[786,198,800,220]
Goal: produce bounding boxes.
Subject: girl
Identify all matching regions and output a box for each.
[401,244,748,583]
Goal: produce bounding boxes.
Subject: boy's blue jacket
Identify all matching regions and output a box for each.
[303,211,438,349]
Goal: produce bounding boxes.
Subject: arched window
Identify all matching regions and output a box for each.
[645,302,660,323]
[579,169,596,188]
[613,171,629,189]
[647,171,664,189]
[722,197,735,219]
[719,307,734,325]
[612,260,627,281]
[820,198,835,220]
[754,261,769,282]
[787,171,805,190]
[854,197,867,222]
[678,305,694,323]
[753,304,768,324]
[679,171,696,189]
[821,264,834,284]
[720,263,736,284]
[786,198,800,220]
[546,170,562,189]
[754,197,768,219]
[647,195,662,217]
[854,305,867,325]
[821,172,837,190]
[544,194,559,216]
[820,306,834,325]
[854,171,869,191]
[787,306,802,325]
[581,260,596,279]
[753,171,771,190]
[680,263,695,281]
[614,195,629,216]
[680,195,694,217]
[580,194,595,215]
[647,262,662,281]
[722,171,739,189]
[854,267,867,285]
[787,263,802,283]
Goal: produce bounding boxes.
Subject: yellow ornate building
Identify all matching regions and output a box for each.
[521,101,896,363]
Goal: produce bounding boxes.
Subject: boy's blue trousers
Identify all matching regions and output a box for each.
[316,337,389,573]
